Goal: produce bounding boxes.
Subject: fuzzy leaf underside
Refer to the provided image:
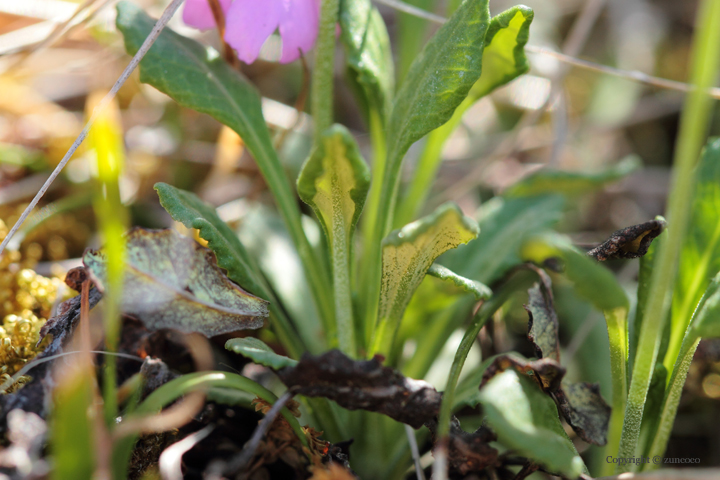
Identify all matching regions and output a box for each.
[84,228,268,337]
[297,125,370,254]
[379,203,479,324]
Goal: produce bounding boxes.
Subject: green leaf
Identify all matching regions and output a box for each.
[667,138,720,366]
[688,270,720,339]
[470,5,534,100]
[505,155,641,198]
[394,6,534,226]
[339,0,394,122]
[441,195,565,284]
[238,205,325,354]
[386,0,490,178]
[50,370,96,480]
[396,0,434,83]
[154,183,265,297]
[371,203,479,354]
[84,228,268,337]
[116,3,272,181]
[298,125,370,252]
[225,337,298,369]
[297,125,369,353]
[630,233,663,369]
[426,263,492,300]
[477,369,586,478]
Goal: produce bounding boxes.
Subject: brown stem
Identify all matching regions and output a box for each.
[206,0,239,67]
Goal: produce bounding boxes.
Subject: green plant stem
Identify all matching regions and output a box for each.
[436,273,529,438]
[600,307,629,477]
[616,0,720,470]
[644,334,700,469]
[112,372,307,478]
[359,110,387,350]
[394,97,470,227]
[402,300,470,380]
[312,0,340,144]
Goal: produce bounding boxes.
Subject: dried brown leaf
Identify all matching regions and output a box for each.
[587,218,666,261]
[277,350,442,429]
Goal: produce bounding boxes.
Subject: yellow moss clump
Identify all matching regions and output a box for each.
[0,219,65,386]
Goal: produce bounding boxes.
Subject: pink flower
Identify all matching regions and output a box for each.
[182,0,320,64]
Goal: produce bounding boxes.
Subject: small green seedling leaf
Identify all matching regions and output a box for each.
[371,203,479,354]
[339,0,394,122]
[427,263,492,300]
[84,228,268,337]
[154,183,266,297]
[225,337,298,370]
[505,156,641,198]
[478,369,586,478]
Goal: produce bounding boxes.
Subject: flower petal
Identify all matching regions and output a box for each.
[182,0,232,31]
[225,0,282,64]
[278,0,320,63]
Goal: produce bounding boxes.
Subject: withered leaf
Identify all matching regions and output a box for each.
[480,354,565,393]
[519,269,613,445]
[525,269,560,361]
[587,218,666,261]
[480,354,609,445]
[83,228,268,337]
[277,350,441,429]
[554,381,611,446]
[426,417,498,475]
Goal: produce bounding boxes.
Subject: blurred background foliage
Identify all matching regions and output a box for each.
[2,0,720,471]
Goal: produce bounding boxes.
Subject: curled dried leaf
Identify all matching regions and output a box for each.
[277,350,441,429]
[554,381,611,446]
[481,354,565,393]
[525,268,560,361]
[587,218,666,261]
